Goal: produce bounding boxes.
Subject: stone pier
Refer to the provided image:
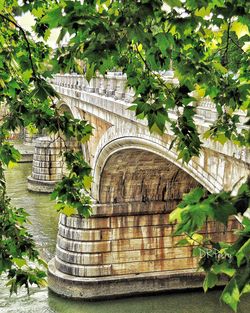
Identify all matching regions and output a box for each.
[48,206,238,299]
[27,137,65,193]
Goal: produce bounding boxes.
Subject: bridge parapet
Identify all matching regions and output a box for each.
[52,73,246,125]
[51,73,249,174]
[52,72,134,102]
[51,72,179,104]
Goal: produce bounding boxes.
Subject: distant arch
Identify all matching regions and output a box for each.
[57,100,82,119]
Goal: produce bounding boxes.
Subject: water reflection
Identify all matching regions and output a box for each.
[48,289,250,313]
[0,163,249,313]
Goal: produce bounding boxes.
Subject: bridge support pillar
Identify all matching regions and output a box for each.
[27,136,65,193]
[48,202,238,299]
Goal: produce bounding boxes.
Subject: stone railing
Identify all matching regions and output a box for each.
[51,72,135,103]
[51,73,247,125]
[51,71,177,104]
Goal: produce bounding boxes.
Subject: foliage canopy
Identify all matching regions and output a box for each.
[0,0,249,311]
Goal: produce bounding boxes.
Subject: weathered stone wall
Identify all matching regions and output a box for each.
[54,209,238,278]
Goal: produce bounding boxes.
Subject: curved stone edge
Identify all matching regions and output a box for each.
[48,258,226,300]
[27,175,57,193]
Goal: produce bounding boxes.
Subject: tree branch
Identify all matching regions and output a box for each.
[0,13,37,79]
[222,21,231,66]
[229,35,245,53]
[135,44,174,96]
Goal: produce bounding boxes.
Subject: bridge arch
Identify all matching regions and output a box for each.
[56,99,82,119]
[92,128,222,201]
[55,100,91,161]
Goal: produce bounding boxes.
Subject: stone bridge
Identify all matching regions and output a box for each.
[38,73,249,299]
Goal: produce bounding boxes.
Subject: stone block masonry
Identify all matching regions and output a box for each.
[48,205,239,299]
[27,136,79,192]
[27,137,65,193]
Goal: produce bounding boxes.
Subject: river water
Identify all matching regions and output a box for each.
[0,163,249,313]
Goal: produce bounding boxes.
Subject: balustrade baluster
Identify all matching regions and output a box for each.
[94,76,101,93]
[124,87,135,103]
[114,75,126,100]
[86,77,96,93]
[99,76,108,95]
[106,72,117,97]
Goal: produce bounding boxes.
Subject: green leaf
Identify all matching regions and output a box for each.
[22,69,33,83]
[213,61,228,74]
[191,233,204,244]
[150,122,163,135]
[231,21,249,39]
[193,246,204,257]
[213,201,236,225]
[241,284,250,295]
[212,262,236,277]
[221,278,240,312]
[164,0,182,7]
[0,0,4,12]
[176,238,189,246]
[32,7,44,18]
[203,272,218,292]
[83,175,92,190]
[12,258,27,268]
[195,7,211,18]
[44,29,51,41]
[38,258,48,269]
[236,239,250,267]
[169,207,182,223]
[41,7,62,28]
[174,202,214,235]
[203,130,211,139]
[182,97,196,106]
[156,33,170,55]
[182,187,205,205]
[216,133,228,145]
[62,205,76,216]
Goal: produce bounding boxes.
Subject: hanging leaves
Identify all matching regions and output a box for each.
[0,1,249,310]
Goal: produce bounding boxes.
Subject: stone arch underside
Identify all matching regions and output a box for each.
[99,148,201,212]
[91,133,226,201]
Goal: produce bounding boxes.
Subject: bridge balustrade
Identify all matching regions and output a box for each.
[51,73,218,122]
[51,73,248,126]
